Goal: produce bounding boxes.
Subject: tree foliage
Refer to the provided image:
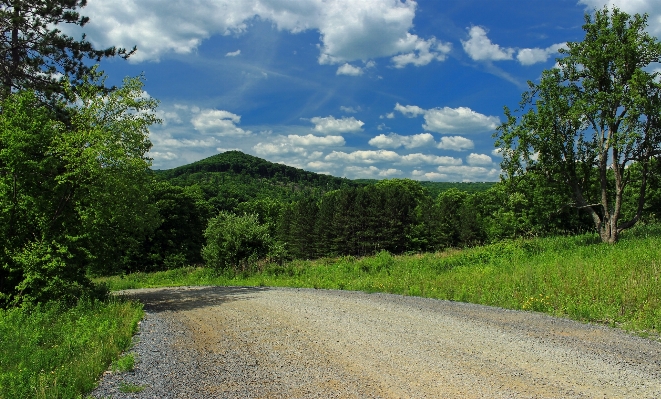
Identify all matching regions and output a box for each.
[202,212,278,273]
[0,0,135,100]
[0,74,158,306]
[496,7,661,243]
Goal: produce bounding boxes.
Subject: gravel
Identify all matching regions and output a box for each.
[91,286,661,398]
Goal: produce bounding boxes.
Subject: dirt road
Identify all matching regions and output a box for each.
[92,286,661,398]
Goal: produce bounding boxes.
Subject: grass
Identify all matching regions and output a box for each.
[0,298,143,399]
[118,382,145,393]
[111,353,135,373]
[100,223,661,335]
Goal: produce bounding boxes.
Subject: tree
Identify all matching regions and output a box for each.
[202,212,276,273]
[0,74,159,306]
[496,7,661,243]
[0,0,135,100]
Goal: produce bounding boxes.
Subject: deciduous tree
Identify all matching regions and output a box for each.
[496,7,661,243]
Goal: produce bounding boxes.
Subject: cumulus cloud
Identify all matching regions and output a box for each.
[344,166,403,179]
[149,151,179,161]
[340,105,359,113]
[517,43,566,65]
[287,134,345,146]
[72,0,447,66]
[436,165,500,181]
[253,133,345,157]
[326,150,400,164]
[437,136,474,151]
[310,116,364,134]
[368,133,435,149]
[225,49,241,57]
[461,26,514,62]
[336,63,364,76]
[412,170,448,181]
[151,134,221,149]
[397,154,462,166]
[191,109,251,136]
[253,142,307,156]
[466,153,493,166]
[391,36,452,68]
[324,150,461,167]
[423,107,500,134]
[394,103,499,134]
[394,103,425,117]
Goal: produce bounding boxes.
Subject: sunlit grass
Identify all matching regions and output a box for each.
[0,299,143,399]
[101,223,661,335]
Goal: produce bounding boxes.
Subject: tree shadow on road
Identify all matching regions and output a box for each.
[115,286,270,313]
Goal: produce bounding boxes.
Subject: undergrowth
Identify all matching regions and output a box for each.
[0,298,143,399]
[100,224,661,335]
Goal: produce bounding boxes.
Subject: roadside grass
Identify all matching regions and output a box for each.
[0,298,143,399]
[100,223,661,335]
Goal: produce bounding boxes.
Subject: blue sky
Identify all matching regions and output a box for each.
[73,0,661,181]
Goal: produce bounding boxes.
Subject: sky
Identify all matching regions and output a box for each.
[69,0,661,182]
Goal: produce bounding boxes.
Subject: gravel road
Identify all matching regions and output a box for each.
[91,286,661,398]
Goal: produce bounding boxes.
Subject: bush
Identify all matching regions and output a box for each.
[202,212,277,272]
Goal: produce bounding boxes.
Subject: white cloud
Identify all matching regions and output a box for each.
[437,136,474,151]
[155,109,183,126]
[423,107,500,134]
[344,166,403,179]
[436,165,500,182]
[253,133,345,157]
[466,153,493,166]
[394,103,425,117]
[150,135,221,149]
[73,0,445,65]
[225,49,241,57]
[326,150,400,164]
[287,134,345,146]
[394,103,499,134]
[324,149,461,168]
[516,43,566,65]
[412,170,448,181]
[310,116,364,134]
[461,26,514,62]
[191,109,251,136]
[368,133,435,149]
[398,154,462,166]
[337,63,364,76]
[391,36,452,68]
[149,151,179,161]
[340,105,359,113]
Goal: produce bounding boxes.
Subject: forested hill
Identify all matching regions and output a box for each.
[156,151,495,197]
[156,150,351,187]
[152,151,361,210]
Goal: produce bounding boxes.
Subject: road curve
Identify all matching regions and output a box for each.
[92,286,661,398]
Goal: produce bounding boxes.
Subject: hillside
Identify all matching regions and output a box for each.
[156,151,495,202]
[153,151,360,208]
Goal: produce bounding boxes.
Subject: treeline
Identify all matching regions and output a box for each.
[123,169,610,276]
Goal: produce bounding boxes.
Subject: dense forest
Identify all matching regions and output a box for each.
[124,150,606,273]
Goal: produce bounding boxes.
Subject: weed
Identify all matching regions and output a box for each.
[119,381,145,393]
[111,353,135,373]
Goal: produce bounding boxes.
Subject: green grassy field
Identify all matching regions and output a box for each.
[4,224,660,399]
[0,299,143,399]
[101,223,661,335]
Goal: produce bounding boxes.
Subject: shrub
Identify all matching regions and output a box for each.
[202,212,276,272]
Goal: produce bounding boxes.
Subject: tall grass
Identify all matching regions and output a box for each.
[0,299,143,399]
[101,224,661,334]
